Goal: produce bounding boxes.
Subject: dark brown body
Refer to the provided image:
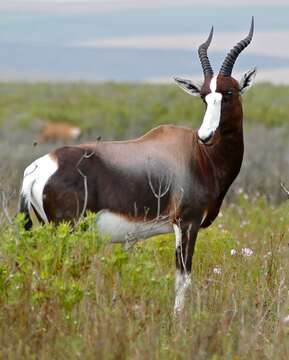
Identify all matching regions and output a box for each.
[43,121,243,227]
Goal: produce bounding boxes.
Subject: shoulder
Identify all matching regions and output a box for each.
[142,124,194,139]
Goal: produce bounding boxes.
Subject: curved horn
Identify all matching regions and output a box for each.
[219,17,254,77]
[198,26,214,78]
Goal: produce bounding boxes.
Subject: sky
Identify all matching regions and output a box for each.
[2,0,289,7]
[0,1,288,83]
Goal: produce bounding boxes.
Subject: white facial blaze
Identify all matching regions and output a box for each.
[198,76,223,142]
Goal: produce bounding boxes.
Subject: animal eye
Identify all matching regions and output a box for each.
[222,90,233,103]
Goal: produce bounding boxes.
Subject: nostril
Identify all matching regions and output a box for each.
[198,132,213,144]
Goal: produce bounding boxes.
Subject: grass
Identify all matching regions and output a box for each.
[1,82,289,139]
[1,81,289,358]
[1,195,289,359]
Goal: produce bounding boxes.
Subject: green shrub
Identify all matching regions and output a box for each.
[1,196,289,358]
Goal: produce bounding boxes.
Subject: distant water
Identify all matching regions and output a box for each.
[0,4,288,81]
[0,43,288,82]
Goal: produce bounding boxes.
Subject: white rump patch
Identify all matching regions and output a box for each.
[198,76,222,141]
[20,154,58,223]
[96,210,173,243]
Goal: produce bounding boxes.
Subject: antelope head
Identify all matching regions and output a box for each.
[174,17,256,144]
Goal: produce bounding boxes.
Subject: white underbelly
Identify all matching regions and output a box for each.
[96,210,173,243]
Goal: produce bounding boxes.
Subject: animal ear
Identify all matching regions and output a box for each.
[173,77,201,96]
[239,67,257,94]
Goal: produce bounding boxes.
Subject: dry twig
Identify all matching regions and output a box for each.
[280,181,289,198]
[0,188,13,225]
[75,150,95,223]
[147,170,172,220]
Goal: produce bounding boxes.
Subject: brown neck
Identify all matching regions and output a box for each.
[201,107,244,198]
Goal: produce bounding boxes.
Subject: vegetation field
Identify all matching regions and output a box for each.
[1,82,289,359]
[1,196,289,359]
[0,82,289,138]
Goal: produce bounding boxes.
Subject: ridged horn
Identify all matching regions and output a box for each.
[219,17,254,77]
[198,26,214,78]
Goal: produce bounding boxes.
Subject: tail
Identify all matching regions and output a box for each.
[19,192,33,230]
[19,166,35,230]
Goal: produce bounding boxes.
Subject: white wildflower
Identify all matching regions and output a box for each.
[241,247,253,257]
[231,249,237,256]
[282,315,289,324]
[213,267,222,275]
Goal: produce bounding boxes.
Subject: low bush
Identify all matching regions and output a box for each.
[1,196,289,359]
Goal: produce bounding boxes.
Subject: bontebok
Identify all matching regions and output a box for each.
[19,18,256,313]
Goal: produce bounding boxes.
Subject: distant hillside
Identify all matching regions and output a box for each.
[0,82,288,138]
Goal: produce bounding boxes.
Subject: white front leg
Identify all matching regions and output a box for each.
[174,270,191,314]
[173,224,192,314]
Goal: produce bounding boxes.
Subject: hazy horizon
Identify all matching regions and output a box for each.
[0,1,288,83]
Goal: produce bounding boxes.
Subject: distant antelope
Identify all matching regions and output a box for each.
[37,122,81,144]
[19,19,256,313]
